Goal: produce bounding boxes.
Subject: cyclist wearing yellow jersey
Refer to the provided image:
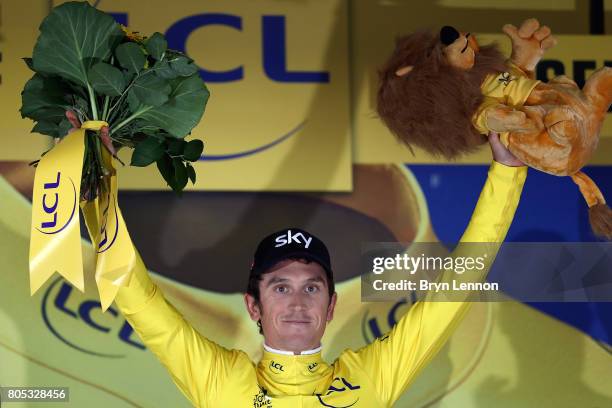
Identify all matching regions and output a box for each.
[114,133,526,407]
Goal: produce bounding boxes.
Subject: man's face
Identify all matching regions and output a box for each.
[244,259,337,354]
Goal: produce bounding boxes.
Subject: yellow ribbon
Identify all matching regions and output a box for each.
[80,120,110,131]
[30,120,135,311]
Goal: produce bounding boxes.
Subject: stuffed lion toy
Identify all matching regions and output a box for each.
[377,19,612,239]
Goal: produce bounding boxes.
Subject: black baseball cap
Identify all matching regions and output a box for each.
[250,228,333,281]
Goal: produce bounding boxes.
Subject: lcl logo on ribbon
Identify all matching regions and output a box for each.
[97,190,119,253]
[35,171,78,235]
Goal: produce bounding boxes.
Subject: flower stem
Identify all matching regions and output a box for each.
[87,83,99,120]
[102,95,111,122]
[110,106,153,136]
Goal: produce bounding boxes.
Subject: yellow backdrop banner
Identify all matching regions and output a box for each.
[2,169,612,407]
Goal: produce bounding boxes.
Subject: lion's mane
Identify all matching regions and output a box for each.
[377,29,507,159]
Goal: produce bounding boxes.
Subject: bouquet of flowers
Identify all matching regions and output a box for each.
[21,1,209,197]
[24,1,210,310]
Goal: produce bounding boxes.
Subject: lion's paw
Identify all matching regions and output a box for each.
[503,18,557,72]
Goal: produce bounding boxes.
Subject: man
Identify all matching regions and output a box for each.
[114,133,526,407]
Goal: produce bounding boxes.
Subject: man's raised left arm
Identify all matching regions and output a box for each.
[347,133,527,406]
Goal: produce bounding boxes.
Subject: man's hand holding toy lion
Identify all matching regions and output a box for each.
[377,18,612,239]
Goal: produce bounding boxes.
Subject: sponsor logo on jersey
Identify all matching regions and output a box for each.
[253,387,273,407]
[316,377,360,408]
[269,360,284,374]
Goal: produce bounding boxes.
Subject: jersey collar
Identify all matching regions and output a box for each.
[258,344,331,395]
[263,343,322,356]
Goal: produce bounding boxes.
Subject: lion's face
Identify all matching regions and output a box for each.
[441,26,480,71]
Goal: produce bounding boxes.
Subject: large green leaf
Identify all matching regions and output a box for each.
[146,32,167,60]
[186,162,196,184]
[126,88,142,112]
[122,69,137,86]
[57,118,74,138]
[131,136,165,167]
[130,73,171,106]
[32,1,123,87]
[33,118,72,138]
[156,154,175,189]
[20,73,71,121]
[172,157,188,190]
[138,75,210,138]
[183,139,204,161]
[26,107,67,123]
[169,56,198,77]
[115,42,146,74]
[166,139,185,156]
[152,60,179,79]
[31,120,61,137]
[138,125,164,137]
[89,62,126,96]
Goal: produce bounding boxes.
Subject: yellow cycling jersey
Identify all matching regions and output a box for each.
[480,62,540,108]
[473,61,541,141]
[114,162,527,407]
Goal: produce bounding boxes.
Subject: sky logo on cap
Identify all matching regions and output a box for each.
[274,229,312,249]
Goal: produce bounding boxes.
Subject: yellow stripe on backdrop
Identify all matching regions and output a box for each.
[1,166,612,407]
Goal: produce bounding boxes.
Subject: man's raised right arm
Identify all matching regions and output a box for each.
[114,249,239,407]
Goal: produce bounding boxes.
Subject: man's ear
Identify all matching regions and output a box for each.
[244,293,261,321]
[395,65,414,77]
[326,292,338,322]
